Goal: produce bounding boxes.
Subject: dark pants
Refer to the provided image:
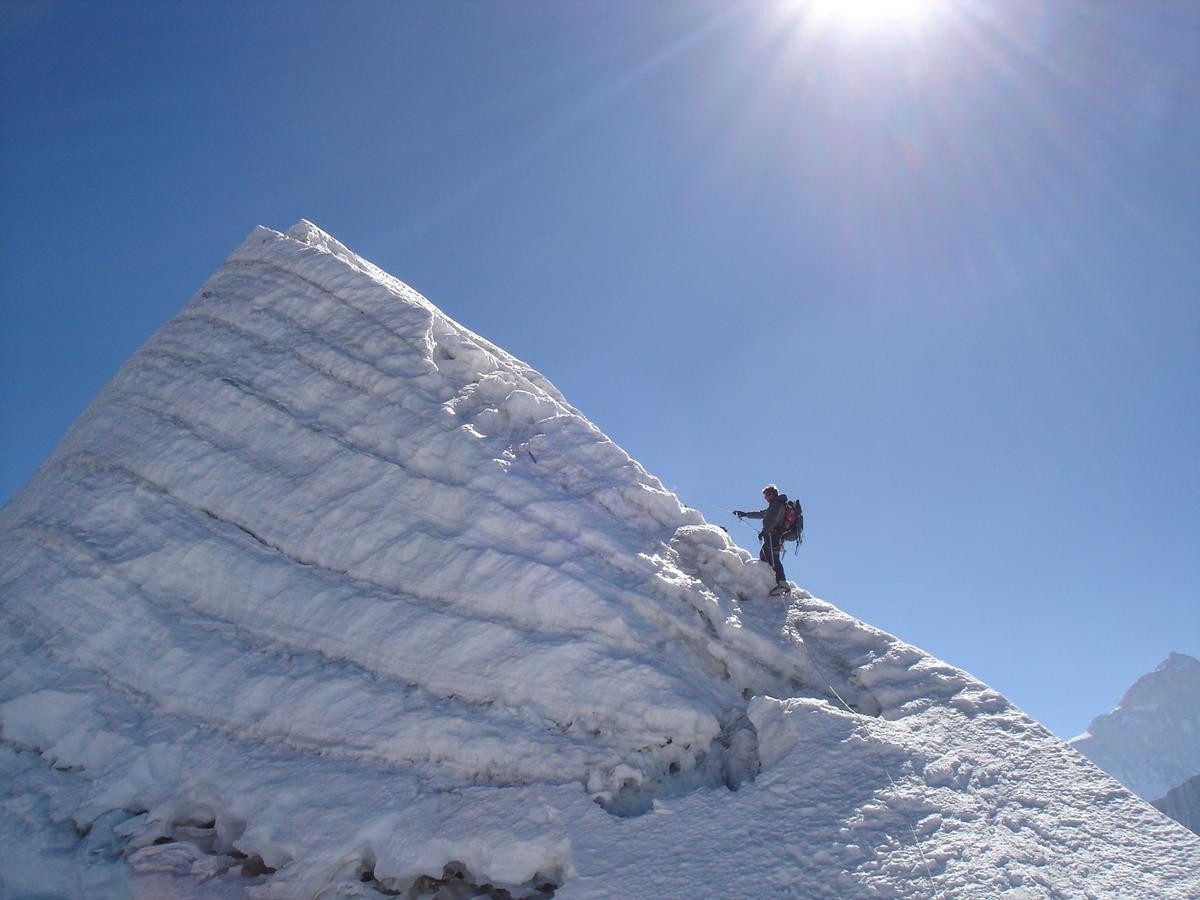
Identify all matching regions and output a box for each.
[760,532,786,583]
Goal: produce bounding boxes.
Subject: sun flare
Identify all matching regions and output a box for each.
[807,0,940,28]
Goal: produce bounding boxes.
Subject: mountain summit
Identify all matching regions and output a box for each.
[1071,652,1200,806]
[2,222,1197,897]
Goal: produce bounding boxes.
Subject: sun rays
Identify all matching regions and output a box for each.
[806,0,942,30]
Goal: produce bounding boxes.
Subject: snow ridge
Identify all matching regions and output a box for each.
[2,223,1199,898]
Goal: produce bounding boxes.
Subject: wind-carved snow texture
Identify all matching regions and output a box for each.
[2,222,1199,898]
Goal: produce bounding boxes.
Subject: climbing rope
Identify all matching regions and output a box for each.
[673,490,740,524]
[682,490,932,891]
[810,670,939,896]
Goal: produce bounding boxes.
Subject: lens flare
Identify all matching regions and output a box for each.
[807,0,940,29]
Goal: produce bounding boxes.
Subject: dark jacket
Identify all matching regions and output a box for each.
[742,493,789,536]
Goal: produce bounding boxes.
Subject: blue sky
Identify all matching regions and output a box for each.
[2,0,1197,741]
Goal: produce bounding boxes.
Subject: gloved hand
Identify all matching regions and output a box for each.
[733,510,745,518]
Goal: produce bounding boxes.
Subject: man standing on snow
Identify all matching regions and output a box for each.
[735,484,791,596]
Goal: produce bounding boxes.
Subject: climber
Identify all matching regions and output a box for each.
[734,484,791,596]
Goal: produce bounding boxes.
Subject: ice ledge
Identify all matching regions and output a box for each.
[230,219,376,282]
[228,220,415,311]
[285,218,371,273]
[287,218,352,257]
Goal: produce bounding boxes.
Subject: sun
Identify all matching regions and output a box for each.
[806,0,940,29]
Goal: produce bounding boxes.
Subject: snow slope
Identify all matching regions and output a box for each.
[1070,652,1200,802]
[2,222,1198,898]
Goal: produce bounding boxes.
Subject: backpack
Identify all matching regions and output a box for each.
[781,498,804,544]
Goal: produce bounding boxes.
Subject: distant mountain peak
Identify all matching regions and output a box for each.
[1071,652,1200,803]
[1159,651,1200,673]
[1116,651,1200,711]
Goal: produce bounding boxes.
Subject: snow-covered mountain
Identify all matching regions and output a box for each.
[1075,652,1200,844]
[1070,651,1200,837]
[2,222,1198,898]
